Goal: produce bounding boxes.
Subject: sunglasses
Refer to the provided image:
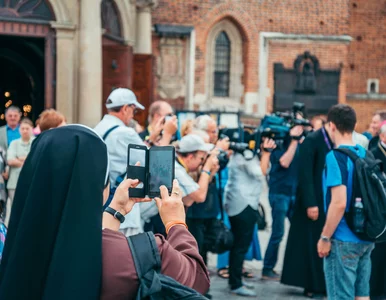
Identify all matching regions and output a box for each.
[128,104,138,115]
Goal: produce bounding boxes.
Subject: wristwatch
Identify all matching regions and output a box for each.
[105,207,125,223]
[320,235,331,243]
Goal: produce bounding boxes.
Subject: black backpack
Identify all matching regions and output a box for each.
[334,148,386,242]
[127,232,208,300]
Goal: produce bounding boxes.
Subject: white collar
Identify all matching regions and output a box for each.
[103,114,126,127]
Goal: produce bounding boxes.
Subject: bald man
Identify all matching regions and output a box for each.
[139,101,176,143]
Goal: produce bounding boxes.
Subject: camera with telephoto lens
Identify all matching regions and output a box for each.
[258,102,312,147]
[217,128,257,165]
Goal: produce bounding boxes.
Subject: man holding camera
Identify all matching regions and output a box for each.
[139,100,177,144]
[185,116,229,263]
[94,88,176,237]
[174,134,218,208]
[262,125,303,280]
[137,100,177,235]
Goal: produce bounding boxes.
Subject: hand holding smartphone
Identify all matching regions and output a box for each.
[127,144,175,198]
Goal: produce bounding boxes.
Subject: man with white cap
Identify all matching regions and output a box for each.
[175,134,218,208]
[95,88,175,237]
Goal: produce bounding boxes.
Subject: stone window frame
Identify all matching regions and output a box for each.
[205,20,244,109]
[367,79,379,94]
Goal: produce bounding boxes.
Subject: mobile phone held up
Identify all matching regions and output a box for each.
[127,144,175,198]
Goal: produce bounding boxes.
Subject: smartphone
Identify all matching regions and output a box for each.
[127,144,148,198]
[148,146,175,198]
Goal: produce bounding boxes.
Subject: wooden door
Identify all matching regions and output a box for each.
[132,54,154,126]
[102,37,133,115]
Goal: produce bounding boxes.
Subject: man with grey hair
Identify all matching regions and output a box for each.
[369,110,386,150]
[0,106,21,151]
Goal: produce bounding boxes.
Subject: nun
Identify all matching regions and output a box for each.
[0,125,209,300]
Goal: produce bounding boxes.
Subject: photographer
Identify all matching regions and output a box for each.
[262,125,303,281]
[186,117,228,276]
[224,138,275,296]
[95,89,176,237]
[139,100,178,145]
[175,134,218,208]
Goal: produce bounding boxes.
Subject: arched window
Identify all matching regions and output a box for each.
[367,79,379,94]
[214,32,231,97]
[205,20,244,109]
[101,0,122,39]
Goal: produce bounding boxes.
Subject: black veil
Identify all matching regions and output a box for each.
[0,125,109,300]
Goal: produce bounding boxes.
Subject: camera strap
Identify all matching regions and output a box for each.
[217,172,225,221]
[321,127,332,150]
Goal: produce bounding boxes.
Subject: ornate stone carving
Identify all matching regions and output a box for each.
[157,38,185,99]
[0,0,54,20]
[294,51,320,93]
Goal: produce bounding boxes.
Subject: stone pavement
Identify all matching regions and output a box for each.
[207,184,307,299]
[208,272,306,300]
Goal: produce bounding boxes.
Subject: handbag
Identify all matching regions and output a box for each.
[256,203,267,231]
[204,175,234,254]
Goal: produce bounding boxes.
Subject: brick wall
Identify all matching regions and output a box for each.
[347,0,386,94]
[346,0,386,132]
[153,0,350,97]
[152,0,386,131]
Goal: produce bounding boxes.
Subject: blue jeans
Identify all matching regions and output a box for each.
[263,193,294,270]
[324,239,375,299]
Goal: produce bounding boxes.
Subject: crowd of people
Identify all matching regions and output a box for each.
[0,88,385,300]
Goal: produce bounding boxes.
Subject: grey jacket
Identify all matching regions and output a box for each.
[0,126,7,152]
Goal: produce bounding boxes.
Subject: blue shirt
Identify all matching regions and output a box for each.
[323,144,369,243]
[268,143,300,196]
[6,125,20,147]
[362,131,372,141]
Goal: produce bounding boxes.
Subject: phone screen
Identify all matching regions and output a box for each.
[128,148,146,189]
[149,149,174,194]
[129,148,146,167]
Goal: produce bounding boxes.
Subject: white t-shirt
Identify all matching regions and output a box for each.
[94,114,145,230]
[174,162,199,198]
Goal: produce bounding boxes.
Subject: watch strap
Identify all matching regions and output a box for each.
[105,207,125,224]
[320,235,331,242]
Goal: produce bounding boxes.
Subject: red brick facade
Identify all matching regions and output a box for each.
[152,0,386,131]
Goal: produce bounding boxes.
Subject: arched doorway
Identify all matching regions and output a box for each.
[0,0,56,125]
[0,36,45,124]
[101,0,132,115]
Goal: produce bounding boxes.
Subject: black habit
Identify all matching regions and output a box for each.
[0,125,108,300]
[370,143,386,298]
[281,128,332,294]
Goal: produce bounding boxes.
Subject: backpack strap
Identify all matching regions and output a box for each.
[334,147,360,161]
[127,232,162,299]
[102,125,120,140]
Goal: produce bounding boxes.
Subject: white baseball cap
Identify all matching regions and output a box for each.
[105,88,145,110]
[177,134,214,153]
